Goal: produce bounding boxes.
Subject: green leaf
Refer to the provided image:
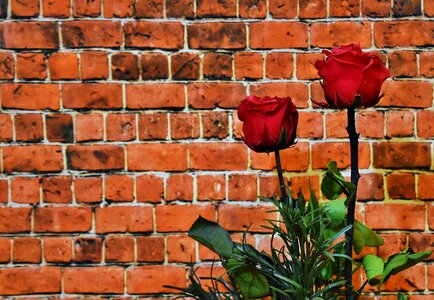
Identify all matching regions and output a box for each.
[233,267,269,299]
[362,254,384,286]
[398,293,409,300]
[353,220,384,254]
[380,249,432,287]
[323,198,346,227]
[321,172,344,200]
[188,216,234,258]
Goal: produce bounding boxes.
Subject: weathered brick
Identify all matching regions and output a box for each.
[80,51,109,80]
[0,115,13,142]
[42,0,70,18]
[125,22,184,49]
[106,113,137,141]
[135,0,164,17]
[234,52,263,80]
[105,235,134,262]
[417,110,434,138]
[170,113,200,139]
[127,143,187,171]
[42,176,72,204]
[136,236,165,262]
[171,52,200,80]
[388,51,417,78]
[375,21,434,47]
[249,22,308,49]
[0,208,31,233]
[265,52,293,79]
[1,22,58,49]
[0,52,14,79]
[95,206,153,233]
[197,0,236,17]
[103,0,134,17]
[299,0,326,18]
[73,0,101,17]
[141,53,169,80]
[357,111,384,139]
[393,0,421,17]
[34,207,92,233]
[11,0,40,17]
[16,53,47,80]
[269,0,297,18]
[14,114,43,142]
[62,83,123,109]
[373,142,431,169]
[311,21,372,48]
[46,114,74,143]
[239,0,266,18]
[386,110,414,137]
[365,204,425,230]
[219,204,274,232]
[362,0,391,17]
[379,81,432,108]
[62,21,122,48]
[1,83,60,110]
[105,175,134,202]
[126,84,185,109]
[329,0,359,17]
[202,112,229,139]
[387,173,416,199]
[0,267,61,295]
[67,145,124,171]
[74,177,102,203]
[74,237,102,263]
[166,0,194,17]
[188,23,246,49]
[188,83,246,109]
[111,53,139,80]
[11,177,40,204]
[3,145,63,173]
[13,237,41,264]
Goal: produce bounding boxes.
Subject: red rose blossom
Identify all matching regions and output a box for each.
[237,96,298,153]
[314,44,390,108]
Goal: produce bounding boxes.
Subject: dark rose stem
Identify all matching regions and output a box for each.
[274,150,288,206]
[344,107,361,300]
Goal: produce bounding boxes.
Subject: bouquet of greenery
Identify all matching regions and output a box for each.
[167,44,431,300]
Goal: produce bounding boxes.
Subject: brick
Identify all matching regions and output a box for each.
[105,175,134,202]
[95,206,153,233]
[296,53,323,80]
[127,266,186,293]
[62,83,123,109]
[14,114,43,142]
[166,174,193,201]
[3,145,63,173]
[249,22,308,49]
[167,235,196,263]
[135,0,164,17]
[388,51,417,78]
[197,175,226,201]
[11,0,40,17]
[49,52,79,80]
[42,0,70,18]
[137,236,165,262]
[46,114,74,143]
[0,180,8,203]
[197,0,236,17]
[375,21,434,47]
[219,204,274,232]
[74,177,102,203]
[141,53,169,80]
[299,0,326,18]
[166,0,194,18]
[377,234,407,259]
[418,174,434,200]
[170,113,200,140]
[156,204,216,232]
[1,83,59,110]
[126,84,185,109]
[326,111,348,138]
[73,0,101,17]
[67,145,124,171]
[74,237,102,263]
[381,265,425,291]
[0,238,11,263]
[425,0,434,16]
[288,175,320,199]
[202,112,229,139]
[251,142,310,171]
[362,0,391,17]
[234,52,263,80]
[106,113,136,141]
[387,173,415,199]
[136,175,164,203]
[43,237,72,263]
[228,174,257,201]
[105,236,134,262]
[365,203,425,230]
[373,142,431,169]
[269,0,297,18]
[420,52,434,78]
[188,83,245,109]
[138,113,167,140]
[357,173,384,201]
[0,115,13,142]
[80,51,109,80]
[265,52,293,79]
[74,113,104,142]
[62,21,122,48]
[0,52,14,79]
[409,233,434,260]
[42,176,73,203]
[0,267,61,295]
[356,111,384,139]
[171,52,200,80]
[127,144,187,171]
[417,110,434,138]
[1,22,58,49]
[16,53,47,80]
[13,237,41,263]
[393,0,421,17]
[379,81,432,108]
[34,207,92,233]
[239,0,266,18]
[310,81,326,107]
[249,82,309,108]
[430,204,434,230]
[111,53,139,80]
[188,23,246,49]
[125,21,183,49]
[311,21,371,48]
[104,0,134,17]
[329,0,359,17]
[64,267,124,294]
[0,208,31,233]
[312,142,370,169]
[386,110,414,137]
[190,143,247,171]
[259,175,280,198]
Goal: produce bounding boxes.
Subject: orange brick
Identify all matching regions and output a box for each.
[103,0,134,17]
[127,265,186,293]
[95,206,153,233]
[166,0,194,17]
[357,173,384,201]
[373,142,431,169]
[62,21,122,48]
[112,52,139,80]
[269,0,297,18]
[74,113,104,142]
[16,53,47,80]
[74,237,102,263]
[138,113,168,140]
[0,180,8,203]
[299,0,326,18]
[387,173,416,199]
[80,51,109,80]
[297,112,323,139]
[365,203,425,230]
[14,114,43,142]
[386,110,414,137]
[0,208,31,233]
[239,0,266,18]
[136,236,165,262]
[170,113,200,139]
[3,145,63,173]
[167,235,196,262]
[357,111,384,138]
[42,0,70,18]
[265,52,293,79]
[202,112,229,139]
[417,110,434,138]
[374,21,434,47]
[11,0,40,17]
[49,53,79,80]
[135,0,164,17]
[311,21,372,48]
[325,111,348,138]
[62,83,122,109]
[127,144,187,171]
[190,143,247,171]
[188,82,246,109]
[11,177,40,204]
[105,175,134,202]
[228,174,257,201]
[141,52,169,79]
[250,82,309,108]
[106,113,136,141]
[105,236,134,263]
[379,81,432,108]
[197,0,236,17]
[189,23,246,49]
[43,237,72,263]
[1,22,59,50]
[0,238,11,263]
[312,142,370,169]
[418,174,434,200]
[34,207,92,233]
[420,51,434,78]
[73,0,101,17]
[249,22,308,49]
[196,175,226,201]
[296,53,323,80]
[409,233,434,260]
[155,204,216,232]
[362,0,391,17]
[234,52,263,80]
[13,237,41,263]
[67,144,124,171]
[388,51,417,78]
[377,233,407,259]
[0,267,61,295]
[219,204,274,232]
[0,115,13,142]
[166,174,193,201]
[136,174,164,203]
[126,84,185,109]
[329,0,359,17]
[74,177,102,203]
[42,176,73,203]
[171,52,200,80]
[125,21,183,49]
[0,52,14,79]
[64,267,124,294]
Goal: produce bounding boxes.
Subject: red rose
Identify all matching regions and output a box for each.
[237,96,298,153]
[314,44,390,108]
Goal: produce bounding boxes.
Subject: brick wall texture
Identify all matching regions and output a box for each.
[0,0,433,298]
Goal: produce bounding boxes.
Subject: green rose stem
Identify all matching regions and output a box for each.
[344,106,361,300]
[274,150,288,206]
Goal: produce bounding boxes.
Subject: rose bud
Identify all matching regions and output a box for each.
[237,96,298,153]
[314,43,390,108]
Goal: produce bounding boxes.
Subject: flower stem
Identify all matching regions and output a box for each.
[274,150,288,206]
[344,107,361,300]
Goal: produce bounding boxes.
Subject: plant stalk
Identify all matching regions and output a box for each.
[344,107,361,300]
[274,150,288,206]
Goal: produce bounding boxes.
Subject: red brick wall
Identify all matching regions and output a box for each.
[0,0,433,298]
